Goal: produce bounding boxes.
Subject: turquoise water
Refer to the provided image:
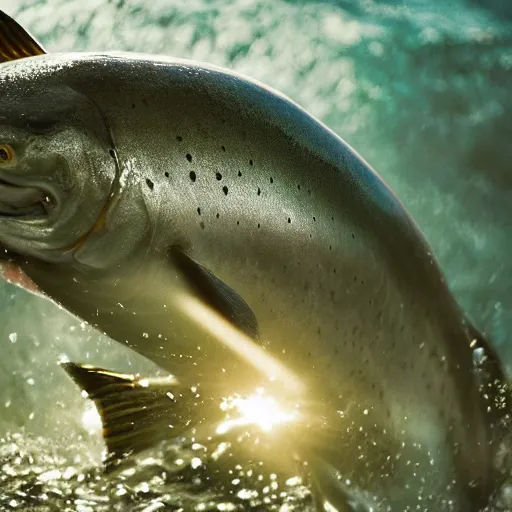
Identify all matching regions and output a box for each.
[0,0,510,510]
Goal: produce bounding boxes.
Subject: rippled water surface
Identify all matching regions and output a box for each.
[0,0,511,510]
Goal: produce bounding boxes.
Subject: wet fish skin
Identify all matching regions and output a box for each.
[0,10,508,510]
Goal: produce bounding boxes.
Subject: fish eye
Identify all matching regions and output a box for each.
[0,144,15,163]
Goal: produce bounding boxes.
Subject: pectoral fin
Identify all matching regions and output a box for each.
[169,246,259,340]
[0,11,46,63]
[62,362,201,471]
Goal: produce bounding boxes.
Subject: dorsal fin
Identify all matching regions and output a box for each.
[0,10,46,63]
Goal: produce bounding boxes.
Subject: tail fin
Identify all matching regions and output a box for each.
[62,362,195,471]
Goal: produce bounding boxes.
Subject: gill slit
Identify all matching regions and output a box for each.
[65,105,123,255]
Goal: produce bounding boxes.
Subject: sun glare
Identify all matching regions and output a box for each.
[217,388,300,435]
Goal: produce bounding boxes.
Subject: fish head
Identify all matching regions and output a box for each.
[0,69,117,264]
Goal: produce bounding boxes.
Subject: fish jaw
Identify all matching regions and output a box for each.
[0,259,43,296]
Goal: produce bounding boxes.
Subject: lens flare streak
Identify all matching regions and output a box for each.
[217,388,300,435]
[175,293,306,396]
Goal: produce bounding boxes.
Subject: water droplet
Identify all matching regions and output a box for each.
[191,457,202,469]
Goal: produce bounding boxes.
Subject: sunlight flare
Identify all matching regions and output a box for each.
[217,388,300,435]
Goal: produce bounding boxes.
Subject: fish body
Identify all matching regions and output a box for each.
[0,11,508,511]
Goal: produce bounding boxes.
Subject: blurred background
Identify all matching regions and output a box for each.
[0,0,510,509]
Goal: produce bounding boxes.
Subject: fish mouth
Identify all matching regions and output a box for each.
[0,178,53,219]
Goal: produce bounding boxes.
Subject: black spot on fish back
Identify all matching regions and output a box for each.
[222,186,229,195]
[189,171,196,182]
[186,153,192,162]
[145,178,154,190]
